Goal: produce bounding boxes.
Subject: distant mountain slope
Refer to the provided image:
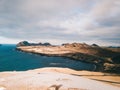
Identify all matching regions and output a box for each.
[62,43,119,58]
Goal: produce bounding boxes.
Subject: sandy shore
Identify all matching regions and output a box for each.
[0,68,120,90]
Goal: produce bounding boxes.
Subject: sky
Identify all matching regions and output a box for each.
[0,0,120,46]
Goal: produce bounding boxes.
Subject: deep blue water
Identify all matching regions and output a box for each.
[0,44,95,71]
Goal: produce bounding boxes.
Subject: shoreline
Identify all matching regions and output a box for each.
[17,47,97,70]
[16,45,104,71]
[16,45,120,73]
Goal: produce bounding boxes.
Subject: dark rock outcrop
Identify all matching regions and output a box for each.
[104,63,120,73]
[111,55,120,63]
[91,44,99,47]
[17,41,51,47]
[43,42,51,46]
[16,41,30,47]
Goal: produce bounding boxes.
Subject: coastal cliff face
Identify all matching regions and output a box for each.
[16,42,120,73]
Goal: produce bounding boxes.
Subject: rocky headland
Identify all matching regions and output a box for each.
[16,41,120,73]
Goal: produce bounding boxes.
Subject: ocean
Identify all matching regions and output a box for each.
[0,44,95,71]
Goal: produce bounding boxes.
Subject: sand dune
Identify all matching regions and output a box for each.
[0,68,120,90]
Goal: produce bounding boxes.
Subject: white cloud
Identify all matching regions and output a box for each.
[0,0,119,46]
[0,36,22,44]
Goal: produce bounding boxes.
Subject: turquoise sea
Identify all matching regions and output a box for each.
[0,44,95,71]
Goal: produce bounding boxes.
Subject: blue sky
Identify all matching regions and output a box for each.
[0,0,120,46]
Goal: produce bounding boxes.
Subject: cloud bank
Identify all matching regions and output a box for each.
[0,0,120,45]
